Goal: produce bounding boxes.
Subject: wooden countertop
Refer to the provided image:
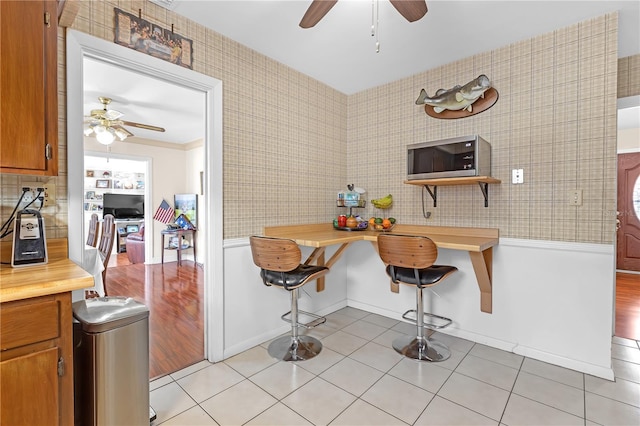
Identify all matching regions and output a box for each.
[0,239,93,303]
[264,223,499,252]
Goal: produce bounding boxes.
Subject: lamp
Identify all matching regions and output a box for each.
[84,121,128,145]
[96,130,116,145]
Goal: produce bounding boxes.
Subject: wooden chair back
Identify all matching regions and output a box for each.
[249,236,302,272]
[377,234,438,269]
[86,213,100,247]
[98,214,116,294]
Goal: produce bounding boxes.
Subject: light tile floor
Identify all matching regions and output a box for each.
[150,307,640,425]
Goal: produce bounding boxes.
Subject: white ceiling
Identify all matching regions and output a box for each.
[172,0,640,95]
[83,0,640,144]
[83,57,204,144]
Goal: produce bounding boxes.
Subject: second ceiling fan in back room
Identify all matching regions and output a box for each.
[84,97,165,145]
[299,0,428,28]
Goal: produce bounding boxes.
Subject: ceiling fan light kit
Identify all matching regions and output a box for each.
[84,97,165,145]
[96,129,116,145]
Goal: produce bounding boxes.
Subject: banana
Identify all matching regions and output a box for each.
[371,194,393,209]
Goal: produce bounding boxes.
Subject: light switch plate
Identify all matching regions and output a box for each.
[512,169,524,184]
[568,189,583,206]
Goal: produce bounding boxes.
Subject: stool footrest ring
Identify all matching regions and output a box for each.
[281,310,326,329]
[402,309,452,329]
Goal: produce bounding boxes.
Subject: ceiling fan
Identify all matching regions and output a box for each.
[84,96,165,145]
[299,0,428,28]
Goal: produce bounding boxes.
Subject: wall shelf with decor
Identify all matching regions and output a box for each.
[404,176,501,207]
[84,168,145,215]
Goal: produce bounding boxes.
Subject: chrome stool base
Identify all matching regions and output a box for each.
[268,335,322,361]
[392,335,451,362]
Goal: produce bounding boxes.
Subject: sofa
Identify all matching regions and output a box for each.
[125,224,145,264]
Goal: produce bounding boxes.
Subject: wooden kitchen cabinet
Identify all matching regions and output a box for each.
[0,0,58,175]
[0,293,74,425]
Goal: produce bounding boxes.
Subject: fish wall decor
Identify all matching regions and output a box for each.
[416,74,499,119]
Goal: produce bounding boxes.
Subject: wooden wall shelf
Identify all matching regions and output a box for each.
[404,176,501,207]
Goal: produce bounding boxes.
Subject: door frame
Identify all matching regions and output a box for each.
[66,30,224,362]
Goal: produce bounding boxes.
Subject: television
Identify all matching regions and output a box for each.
[103,193,144,219]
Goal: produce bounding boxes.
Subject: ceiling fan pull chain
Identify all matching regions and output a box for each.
[371,0,375,36]
[375,0,380,53]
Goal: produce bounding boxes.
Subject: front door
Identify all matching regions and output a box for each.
[617,152,640,271]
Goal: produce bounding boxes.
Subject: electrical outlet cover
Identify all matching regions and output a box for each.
[22,181,55,207]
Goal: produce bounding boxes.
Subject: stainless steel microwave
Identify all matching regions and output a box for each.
[407,135,491,180]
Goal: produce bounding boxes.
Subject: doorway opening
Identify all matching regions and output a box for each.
[66,30,224,368]
[615,95,640,341]
[83,154,149,259]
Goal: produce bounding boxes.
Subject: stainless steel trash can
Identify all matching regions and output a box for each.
[73,296,150,426]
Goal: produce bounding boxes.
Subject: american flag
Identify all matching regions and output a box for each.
[153,199,175,224]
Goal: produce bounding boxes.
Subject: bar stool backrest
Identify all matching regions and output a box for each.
[86,213,100,247]
[98,214,116,295]
[250,236,302,272]
[377,234,438,269]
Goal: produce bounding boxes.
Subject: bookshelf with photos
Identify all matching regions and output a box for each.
[84,168,145,217]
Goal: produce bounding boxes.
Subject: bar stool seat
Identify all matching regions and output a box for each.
[377,234,457,362]
[250,236,329,361]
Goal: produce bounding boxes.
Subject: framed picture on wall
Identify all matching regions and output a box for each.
[174,193,197,229]
[96,179,111,189]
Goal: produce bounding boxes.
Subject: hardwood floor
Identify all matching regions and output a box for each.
[104,254,204,379]
[615,272,640,341]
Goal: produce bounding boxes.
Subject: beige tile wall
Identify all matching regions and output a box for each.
[618,54,640,98]
[0,3,636,244]
[349,14,622,244]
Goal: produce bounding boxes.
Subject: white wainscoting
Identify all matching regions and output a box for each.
[221,237,615,379]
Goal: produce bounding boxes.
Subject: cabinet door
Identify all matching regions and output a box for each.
[1,347,60,425]
[0,0,58,175]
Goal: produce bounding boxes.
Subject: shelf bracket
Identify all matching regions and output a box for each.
[478,182,489,207]
[423,185,437,207]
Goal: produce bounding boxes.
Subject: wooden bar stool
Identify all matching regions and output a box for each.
[250,236,329,361]
[377,234,458,362]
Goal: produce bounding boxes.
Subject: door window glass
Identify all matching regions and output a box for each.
[634,176,640,220]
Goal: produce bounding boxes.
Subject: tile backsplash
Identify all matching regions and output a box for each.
[0,2,637,245]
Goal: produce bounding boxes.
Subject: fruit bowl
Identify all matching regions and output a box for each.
[368,217,396,232]
[333,222,368,231]
[370,223,395,232]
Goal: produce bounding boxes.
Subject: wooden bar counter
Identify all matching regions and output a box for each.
[264,223,499,314]
[1,238,93,425]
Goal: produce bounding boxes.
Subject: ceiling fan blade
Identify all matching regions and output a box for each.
[104,109,123,120]
[389,0,427,22]
[111,124,135,138]
[122,121,166,132]
[300,0,338,28]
